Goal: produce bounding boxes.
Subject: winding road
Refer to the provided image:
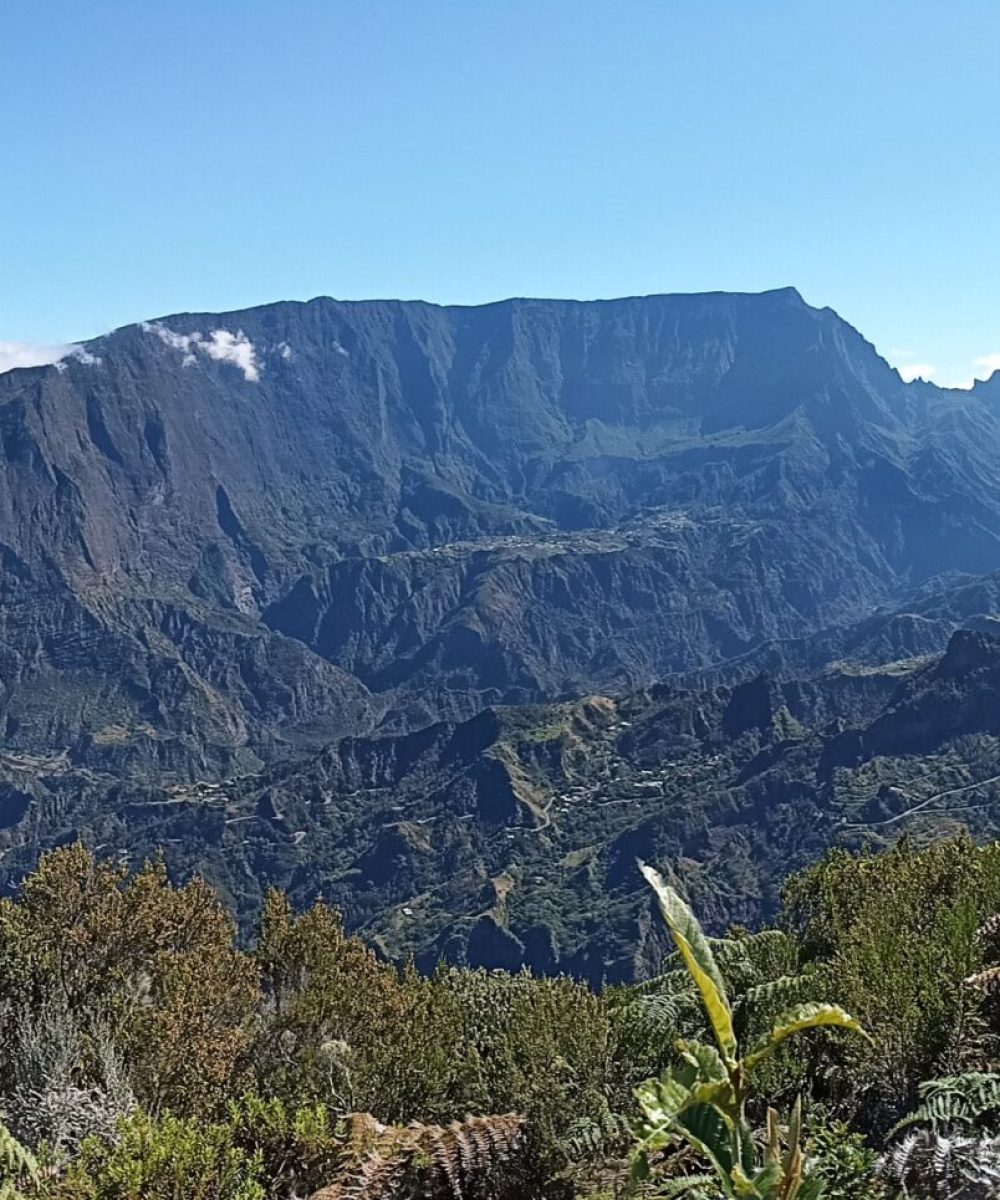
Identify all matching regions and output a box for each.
[842,771,1000,831]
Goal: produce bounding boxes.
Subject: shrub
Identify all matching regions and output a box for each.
[0,846,260,1119]
[783,835,1000,1126]
[42,1111,264,1200]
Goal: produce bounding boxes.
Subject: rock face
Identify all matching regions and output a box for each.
[4,287,1000,747]
[4,287,1000,968]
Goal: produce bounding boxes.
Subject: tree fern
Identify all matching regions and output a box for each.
[736,973,817,1013]
[561,1109,634,1162]
[880,1129,1000,1198]
[891,1073,1000,1137]
[646,1172,719,1196]
[625,924,817,1049]
[965,965,1000,994]
[977,913,1000,943]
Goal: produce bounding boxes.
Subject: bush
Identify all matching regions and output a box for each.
[42,1112,265,1200]
[226,1094,345,1199]
[783,835,1000,1126]
[0,846,260,1120]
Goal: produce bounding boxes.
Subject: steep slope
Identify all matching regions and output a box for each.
[3,288,1000,970]
[3,288,1000,757]
[9,630,1000,984]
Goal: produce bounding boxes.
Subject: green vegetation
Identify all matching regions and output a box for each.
[631,863,868,1197]
[2,837,1000,1195]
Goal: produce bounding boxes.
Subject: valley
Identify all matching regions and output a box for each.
[3,288,1000,978]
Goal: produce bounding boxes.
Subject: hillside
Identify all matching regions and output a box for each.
[7,626,1000,983]
[4,288,1000,972]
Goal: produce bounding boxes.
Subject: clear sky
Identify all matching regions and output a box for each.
[2,0,998,386]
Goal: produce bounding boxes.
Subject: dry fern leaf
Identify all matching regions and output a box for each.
[310,1112,526,1200]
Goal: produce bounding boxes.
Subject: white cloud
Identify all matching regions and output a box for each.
[973,353,1000,380]
[143,322,199,366]
[0,341,101,375]
[936,352,1000,391]
[143,323,260,382]
[0,341,73,372]
[200,330,260,381]
[897,362,937,382]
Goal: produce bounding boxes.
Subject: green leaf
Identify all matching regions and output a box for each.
[677,1039,729,1083]
[750,1161,783,1192]
[795,1176,827,1200]
[640,861,737,1060]
[675,1102,736,1175]
[0,1119,37,1194]
[730,1163,766,1195]
[743,1002,870,1071]
[636,1072,694,1130]
[675,1048,737,1114]
[630,1148,651,1182]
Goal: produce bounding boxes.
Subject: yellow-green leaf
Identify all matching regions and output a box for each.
[640,862,737,1060]
[744,1002,870,1071]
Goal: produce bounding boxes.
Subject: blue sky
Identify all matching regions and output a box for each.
[2,0,998,387]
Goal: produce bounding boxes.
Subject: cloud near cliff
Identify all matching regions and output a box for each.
[0,341,102,375]
[143,323,261,381]
[0,341,74,374]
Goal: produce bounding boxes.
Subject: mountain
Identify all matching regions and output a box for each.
[7,627,1000,984]
[4,287,1000,970]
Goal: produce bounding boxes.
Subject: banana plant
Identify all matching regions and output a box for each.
[631,863,871,1199]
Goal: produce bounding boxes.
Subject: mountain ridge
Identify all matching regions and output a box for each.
[4,287,1000,971]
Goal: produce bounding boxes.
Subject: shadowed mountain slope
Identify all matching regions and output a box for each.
[3,288,1000,968]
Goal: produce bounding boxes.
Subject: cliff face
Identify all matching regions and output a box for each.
[4,287,1000,762]
[4,288,1000,968]
[2,287,994,590]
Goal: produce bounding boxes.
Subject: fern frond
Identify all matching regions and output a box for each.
[631,967,699,997]
[646,1172,717,1196]
[309,1112,526,1200]
[636,990,704,1027]
[977,913,1000,941]
[562,1110,633,1162]
[880,1128,1000,1196]
[735,973,815,1012]
[966,966,1000,994]
[712,928,791,959]
[890,1073,1000,1137]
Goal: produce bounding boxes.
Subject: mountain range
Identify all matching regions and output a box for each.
[3,286,1000,974]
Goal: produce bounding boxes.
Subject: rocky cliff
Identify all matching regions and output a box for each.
[3,287,1000,970]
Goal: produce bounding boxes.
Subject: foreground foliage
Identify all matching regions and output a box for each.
[631,864,868,1198]
[1,837,1000,1196]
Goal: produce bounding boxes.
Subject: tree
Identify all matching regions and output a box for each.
[0,845,260,1118]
